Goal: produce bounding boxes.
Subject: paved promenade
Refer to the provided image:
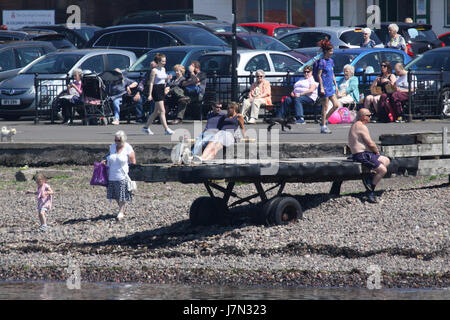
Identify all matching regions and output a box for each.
[2,118,449,144]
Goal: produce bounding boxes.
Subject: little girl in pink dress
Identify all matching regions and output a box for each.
[26,173,54,231]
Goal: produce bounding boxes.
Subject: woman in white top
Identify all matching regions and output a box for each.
[276,65,317,124]
[102,130,136,221]
[142,53,174,136]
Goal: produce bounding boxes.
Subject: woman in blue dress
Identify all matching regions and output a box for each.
[316,39,340,134]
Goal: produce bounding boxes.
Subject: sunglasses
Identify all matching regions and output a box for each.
[381,65,388,67]
[304,70,312,73]
[115,139,122,142]
[256,75,264,78]
[364,113,374,117]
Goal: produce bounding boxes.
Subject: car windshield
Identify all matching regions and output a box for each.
[240,34,290,51]
[406,52,450,71]
[340,30,382,46]
[22,53,84,74]
[273,27,298,38]
[403,27,438,42]
[164,26,227,46]
[199,54,237,76]
[129,51,187,72]
[211,25,248,33]
[74,27,102,41]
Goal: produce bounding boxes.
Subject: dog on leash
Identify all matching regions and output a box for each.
[1,127,16,142]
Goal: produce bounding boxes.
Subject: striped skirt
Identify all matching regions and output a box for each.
[107,179,132,202]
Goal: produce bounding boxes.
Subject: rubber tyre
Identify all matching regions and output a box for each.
[189,197,228,226]
[259,197,283,226]
[270,196,302,226]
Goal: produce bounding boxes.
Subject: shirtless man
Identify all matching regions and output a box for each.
[348,108,390,203]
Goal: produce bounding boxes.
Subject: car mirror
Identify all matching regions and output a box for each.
[355,68,364,75]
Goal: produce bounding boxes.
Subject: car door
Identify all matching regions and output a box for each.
[0,49,18,81]
[269,53,303,83]
[300,32,330,48]
[79,54,106,74]
[353,52,381,91]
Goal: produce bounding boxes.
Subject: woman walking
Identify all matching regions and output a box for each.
[102,130,136,221]
[142,53,174,135]
[316,39,340,134]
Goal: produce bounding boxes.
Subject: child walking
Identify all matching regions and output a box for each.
[26,173,54,231]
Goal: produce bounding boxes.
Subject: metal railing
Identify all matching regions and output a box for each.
[34,74,70,124]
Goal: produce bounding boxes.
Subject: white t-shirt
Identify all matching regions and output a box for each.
[293,76,318,101]
[396,73,416,91]
[107,142,134,181]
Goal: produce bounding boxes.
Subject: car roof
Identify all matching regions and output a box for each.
[47,48,135,55]
[357,22,433,29]
[0,40,56,49]
[332,47,408,54]
[101,23,203,31]
[200,49,296,56]
[239,22,298,28]
[146,45,226,52]
[287,26,366,33]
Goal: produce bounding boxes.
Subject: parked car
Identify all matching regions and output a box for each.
[238,22,300,38]
[199,50,304,100]
[20,24,102,48]
[165,20,249,33]
[85,23,228,58]
[114,9,217,25]
[0,30,76,49]
[405,47,450,117]
[302,47,412,75]
[0,41,57,82]
[438,32,450,46]
[125,45,227,80]
[0,49,136,120]
[215,32,311,63]
[278,27,383,50]
[356,22,444,57]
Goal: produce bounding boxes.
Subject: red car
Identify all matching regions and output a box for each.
[238,22,299,38]
[438,32,450,46]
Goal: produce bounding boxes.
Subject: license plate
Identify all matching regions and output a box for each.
[1,99,20,105]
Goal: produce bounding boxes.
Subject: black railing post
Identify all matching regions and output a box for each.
[408,71,412,122]
[34,73,39,124]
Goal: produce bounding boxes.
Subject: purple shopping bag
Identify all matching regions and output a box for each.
[90,162,108,187]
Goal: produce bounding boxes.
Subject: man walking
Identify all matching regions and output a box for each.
[348,108,390,203]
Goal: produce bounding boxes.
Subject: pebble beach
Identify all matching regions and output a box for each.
[0,165,449,289]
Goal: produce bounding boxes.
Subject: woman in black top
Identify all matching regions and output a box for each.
[364,61,397,117]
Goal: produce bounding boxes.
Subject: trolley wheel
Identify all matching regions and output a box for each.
[189,197,228,226]
[258,197,283,226]
[270,196,302,226]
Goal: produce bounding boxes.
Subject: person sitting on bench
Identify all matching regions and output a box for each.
[195,102,247,162]
[192,102,226,156]
[348,108,390,203]
[276,65,317,124]
[241,70,272,124]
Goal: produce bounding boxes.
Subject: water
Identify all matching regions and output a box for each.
[0,281,448,300]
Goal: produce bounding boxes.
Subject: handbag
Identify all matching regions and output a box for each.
[124,170,137,191]
[370,86,383,95]
[90,162,108,187]
[170,86,185,98]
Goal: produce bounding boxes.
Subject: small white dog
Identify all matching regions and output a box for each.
[1,126,16,142]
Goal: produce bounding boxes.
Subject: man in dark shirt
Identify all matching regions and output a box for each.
[108,69,138,125]
[173,60,207,123]
[192,102,225,156]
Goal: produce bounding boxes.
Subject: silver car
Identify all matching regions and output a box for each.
[278,26,383,50]
[0,49,136,120]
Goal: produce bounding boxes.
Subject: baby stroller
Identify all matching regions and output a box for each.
[81,72,114,125]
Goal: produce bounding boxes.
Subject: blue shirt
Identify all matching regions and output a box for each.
[318,58,335,98]
[360,39,376,48]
